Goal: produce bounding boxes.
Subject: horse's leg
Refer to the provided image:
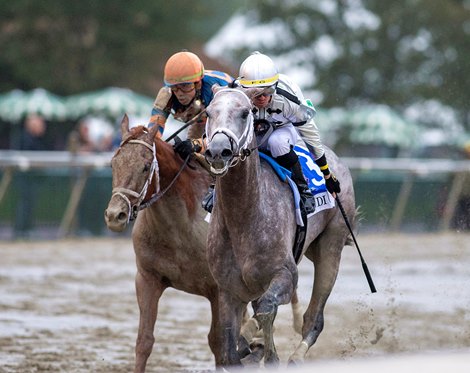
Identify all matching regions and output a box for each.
[256,269,297,366]
[291,288,303,334]
[134,269,165,373]
[207,295,224,367]
[239,307,258,358]
[288,234,344,365]
[218,290,246,367]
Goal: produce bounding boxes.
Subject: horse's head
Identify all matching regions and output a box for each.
[204,88,254,176]
[104,115,160,232]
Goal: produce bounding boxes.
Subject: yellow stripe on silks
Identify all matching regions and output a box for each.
[239,74,279,87]
[320,164,329,171]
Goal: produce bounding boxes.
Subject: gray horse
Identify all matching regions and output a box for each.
[104,115,303,372]
[204,88,356,367]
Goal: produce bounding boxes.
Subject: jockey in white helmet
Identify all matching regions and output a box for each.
[237,52,341,211]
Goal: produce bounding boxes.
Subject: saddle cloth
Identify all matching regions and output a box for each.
[259,145,335,227]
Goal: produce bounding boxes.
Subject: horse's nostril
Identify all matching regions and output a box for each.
[221,149,233,158]
[118,212,127,221]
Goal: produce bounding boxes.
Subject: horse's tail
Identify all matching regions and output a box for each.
[345,205,362,246]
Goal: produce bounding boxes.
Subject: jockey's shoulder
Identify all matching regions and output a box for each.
[203,70,234,85]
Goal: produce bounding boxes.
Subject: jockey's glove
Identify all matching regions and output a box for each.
[325,173,341,194]
[315,153,341,194]
[173,136,202,160]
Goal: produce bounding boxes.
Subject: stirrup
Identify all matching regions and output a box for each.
[202,185,214,213]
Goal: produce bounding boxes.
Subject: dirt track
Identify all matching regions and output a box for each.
[1,233,470,372]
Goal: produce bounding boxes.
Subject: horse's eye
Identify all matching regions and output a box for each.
[143,163,150,172]
[241,109,249,119]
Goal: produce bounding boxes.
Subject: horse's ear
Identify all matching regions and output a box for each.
[148,123,160,142]
[120,114,130,136]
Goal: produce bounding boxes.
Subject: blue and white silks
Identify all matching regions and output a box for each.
[259,145,335,227]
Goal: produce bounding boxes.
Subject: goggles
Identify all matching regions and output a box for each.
[170,83,196,93]
[253,85,276,98]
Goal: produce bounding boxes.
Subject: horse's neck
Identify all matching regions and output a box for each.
[217,151,263,212]
[152,139,207,219]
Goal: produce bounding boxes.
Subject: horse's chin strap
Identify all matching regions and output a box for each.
[111,139,159,223]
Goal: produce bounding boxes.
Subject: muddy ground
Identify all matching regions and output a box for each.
[1,232,469,372]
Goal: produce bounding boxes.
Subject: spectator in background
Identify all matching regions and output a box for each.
[14,114,48,237]
[66,116,114,236]
[19,113,47,150]
[68,117,114,154]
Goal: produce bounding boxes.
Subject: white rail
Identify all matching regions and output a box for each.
[1,150,469,235]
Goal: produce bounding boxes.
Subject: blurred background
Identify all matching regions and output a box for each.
[0,0,469,239]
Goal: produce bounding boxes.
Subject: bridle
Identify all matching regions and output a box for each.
[111,133,189,223]
[205,89,256,174]
[111,136,159,223]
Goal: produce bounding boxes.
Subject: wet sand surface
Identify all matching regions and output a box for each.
[1,232,469,372]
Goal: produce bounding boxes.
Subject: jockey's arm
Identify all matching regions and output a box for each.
[148,87,172,137]
[300,121,341,195]
[285,101,340,194]
[284,100,332,176]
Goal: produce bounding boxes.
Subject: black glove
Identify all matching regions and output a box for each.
[253,119,271,136]
[173,136,196,159]
[325,173,341,194]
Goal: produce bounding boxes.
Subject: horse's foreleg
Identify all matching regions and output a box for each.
[289,240,343,365]
[134,270,165,373]
[238,308,259,359]
[218,290,246,367]
[256,269,297,366]
[207,295,223,367]
[291,289,303,334]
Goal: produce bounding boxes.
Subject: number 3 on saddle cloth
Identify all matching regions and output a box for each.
[259,145,336,263]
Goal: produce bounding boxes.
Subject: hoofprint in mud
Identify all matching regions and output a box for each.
[0,233,469,372]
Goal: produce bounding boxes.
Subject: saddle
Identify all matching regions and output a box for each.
[259,146,335,263]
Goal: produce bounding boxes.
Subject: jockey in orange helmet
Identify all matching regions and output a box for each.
[148,51,233,156]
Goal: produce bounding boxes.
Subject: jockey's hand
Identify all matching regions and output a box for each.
[173,137,195,159]
[254,119,271,136]
[173,136,202,160]
[325,173,341,196]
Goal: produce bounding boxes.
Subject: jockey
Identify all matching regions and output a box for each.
[236,51,341,213]
[148,50,233,155]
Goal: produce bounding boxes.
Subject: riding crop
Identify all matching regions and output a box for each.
[336,196,377,293]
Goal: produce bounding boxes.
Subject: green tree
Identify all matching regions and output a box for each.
[228,0,469,129]
[0,0,240,95]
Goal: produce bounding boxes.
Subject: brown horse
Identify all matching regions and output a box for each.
[204,88,356,367]
[104,115,302,372]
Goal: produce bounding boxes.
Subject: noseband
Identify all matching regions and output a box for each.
[205,89,255,173]
[111,137,159,223]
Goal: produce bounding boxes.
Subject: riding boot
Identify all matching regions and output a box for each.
[202,184,215,213]
[290,160,315,215]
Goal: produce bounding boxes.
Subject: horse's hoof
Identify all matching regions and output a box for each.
[288,356,304,366]
[264,354,280,366]
[237,336,251,359]
[288,353,305,366]
[240,344,264,367]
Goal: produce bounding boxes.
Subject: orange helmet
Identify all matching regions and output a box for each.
[163,51,204,86]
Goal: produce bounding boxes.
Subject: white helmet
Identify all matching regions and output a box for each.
[238,51,279,88]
